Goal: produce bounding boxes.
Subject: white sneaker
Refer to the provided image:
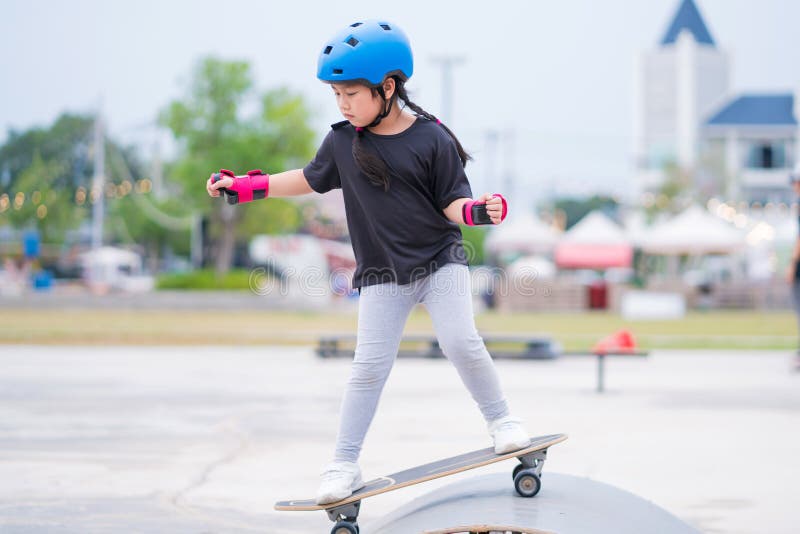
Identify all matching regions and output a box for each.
[488,415,531,454]
[315,461,364,505]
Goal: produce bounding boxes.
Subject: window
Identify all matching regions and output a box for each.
[746,141,786,169]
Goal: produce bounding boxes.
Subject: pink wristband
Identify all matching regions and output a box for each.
[213,168,270,204]
[233,169,270,203]
[462,194,508,225]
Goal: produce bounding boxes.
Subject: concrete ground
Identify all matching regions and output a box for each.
[1,345,799,533]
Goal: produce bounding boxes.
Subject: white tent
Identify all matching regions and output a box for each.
[560,211,630,245]
[639,205,745,255]
[507,255,557,280]
[484,213,560,255]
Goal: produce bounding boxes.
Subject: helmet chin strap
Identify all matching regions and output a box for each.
[365,85,395,128]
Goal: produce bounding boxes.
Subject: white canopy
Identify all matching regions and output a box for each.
[639,205,745,255]
[555,211,633,269]
[560,211,630,245]
[484,213,560,255]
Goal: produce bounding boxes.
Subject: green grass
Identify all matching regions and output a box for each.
[155,269,264,290]
[2,308,796,350]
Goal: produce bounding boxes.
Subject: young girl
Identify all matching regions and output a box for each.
[206,19,530,504]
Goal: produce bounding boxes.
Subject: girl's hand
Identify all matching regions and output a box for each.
[207,173,233,198]
[479,192,505,225]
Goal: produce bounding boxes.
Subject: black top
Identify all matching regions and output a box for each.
[303,117,472,289]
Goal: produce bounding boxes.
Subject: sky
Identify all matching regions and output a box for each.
[1,0,799,207]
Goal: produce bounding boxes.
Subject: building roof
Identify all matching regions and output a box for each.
[706,94,797,126]
[661,0,715,47]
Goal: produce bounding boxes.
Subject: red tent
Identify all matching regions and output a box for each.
[555,211,633,269]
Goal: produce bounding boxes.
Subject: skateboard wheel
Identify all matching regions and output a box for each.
[514,469,541,498]
[512,463,524,480]
[331,521,358,534]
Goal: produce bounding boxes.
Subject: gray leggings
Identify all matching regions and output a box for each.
[333,263,510,463]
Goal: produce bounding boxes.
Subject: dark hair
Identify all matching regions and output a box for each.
[352,77,471,191]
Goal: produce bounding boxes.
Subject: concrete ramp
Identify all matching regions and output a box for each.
[364,472,699,534]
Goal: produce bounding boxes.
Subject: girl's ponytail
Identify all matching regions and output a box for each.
[352,77,472,191]
[395,82,471,167]
[352,126,392,191]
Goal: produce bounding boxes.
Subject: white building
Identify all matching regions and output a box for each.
[635,0,799,204]
[702,94,799,204]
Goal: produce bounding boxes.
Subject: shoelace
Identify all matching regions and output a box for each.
[494,418,521,432]
[321,466,356,481]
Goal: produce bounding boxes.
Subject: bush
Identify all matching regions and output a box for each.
[156,269,264,290]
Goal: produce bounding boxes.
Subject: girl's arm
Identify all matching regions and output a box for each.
[443,197,471,224]
[206,168,313,200]
[262,169,314,197]
[444,193,507,225]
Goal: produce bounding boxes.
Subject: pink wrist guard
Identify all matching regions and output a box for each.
[462,194,508,225]
[211,168,270,205]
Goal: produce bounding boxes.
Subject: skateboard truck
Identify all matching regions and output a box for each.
[511,449,547,498]
[327,503,361,534]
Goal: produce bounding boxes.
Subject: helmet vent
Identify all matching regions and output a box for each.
[380,23,391,30]
[333,68,343,75]
[350,22,362,27]
[345,36,359,47]
[323,46,333,55]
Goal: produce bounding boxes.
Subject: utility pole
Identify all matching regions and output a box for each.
[91,112,105,250]
[503,128,516,203]
[430,55,466,126]
[485,130,499,192]
[151,138,164,200]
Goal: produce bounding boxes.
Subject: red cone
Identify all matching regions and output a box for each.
[593,329,637,355]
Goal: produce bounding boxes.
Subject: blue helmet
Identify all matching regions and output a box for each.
[317,20,413,86]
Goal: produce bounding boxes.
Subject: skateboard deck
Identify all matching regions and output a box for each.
[275,433,567,533]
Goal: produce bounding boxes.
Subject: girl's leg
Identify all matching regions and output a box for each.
[421,263,509,421]
[332,281,417,463]
[422,263,530,453]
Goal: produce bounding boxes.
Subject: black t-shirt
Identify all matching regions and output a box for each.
[303,117,473,289]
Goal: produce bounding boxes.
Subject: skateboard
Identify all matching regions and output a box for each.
[275,433,567,534]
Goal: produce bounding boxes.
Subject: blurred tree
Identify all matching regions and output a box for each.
[160,57,316,275]
[460,225,487,265]
[0,113,147,248]
[553,195,619,230]
[0,115,95,243]
[645,161,693,221]
[103,143,194,270]
[3,152,85,242]
[0,114,93,191]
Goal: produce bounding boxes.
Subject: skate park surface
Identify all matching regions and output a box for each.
[1,345,798,533]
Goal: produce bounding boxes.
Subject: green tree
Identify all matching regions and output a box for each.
[2,152,86,242]
[98,139,198,270]
[159,57,316,274]
[0,114,95,243]
[0,113,152,248]
[0,114,94,191]
[460,225,487,265]
[553,195,619,230]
